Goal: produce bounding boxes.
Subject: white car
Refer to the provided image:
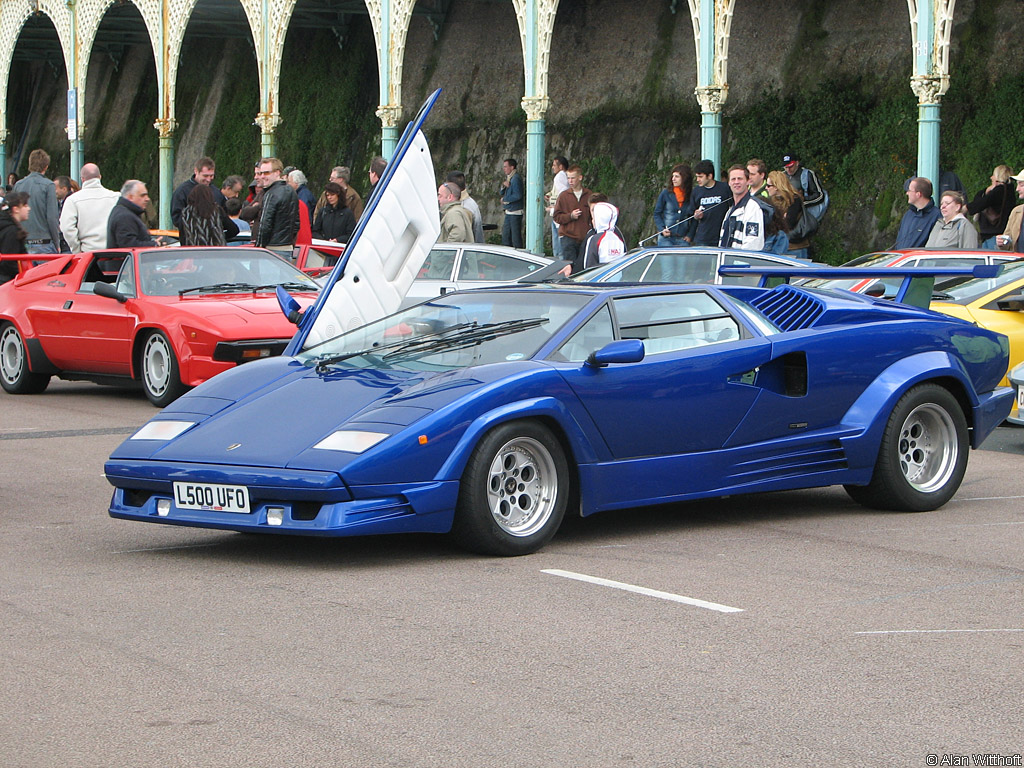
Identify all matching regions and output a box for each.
[405,243,552,305]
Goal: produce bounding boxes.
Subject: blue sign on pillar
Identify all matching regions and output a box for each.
[67,89,78,141]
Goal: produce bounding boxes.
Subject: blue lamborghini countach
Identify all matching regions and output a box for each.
[102,91,1014,555]
[105,278,1012,555]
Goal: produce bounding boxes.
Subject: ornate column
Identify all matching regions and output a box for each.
[375,104,402,160]
[66,0,82,181]
[907,0,955,190]
[513,0,558,255]
[255,111,280,159]
[688,0,735,174]
[365,0,416,160]
[154,118,177,228]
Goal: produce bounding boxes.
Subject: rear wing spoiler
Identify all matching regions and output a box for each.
[718,264,1002,308]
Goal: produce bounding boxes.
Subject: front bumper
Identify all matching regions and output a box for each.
[105,459,459,536]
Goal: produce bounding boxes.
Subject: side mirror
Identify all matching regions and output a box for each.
[996,294,1024,312]
[585,339,645,368]
[93,281,128,304]
[276,285,303,324]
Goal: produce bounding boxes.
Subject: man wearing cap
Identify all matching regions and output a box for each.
[783,153,828,221]
[895,177,941,249]
[996,169,1024,253]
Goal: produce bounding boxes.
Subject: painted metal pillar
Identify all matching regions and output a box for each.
[254,0,280,160]
[67,1,81,183]
[690,0,734,175]
[514,0,558,255]
[366,0,416,161]
[374,0,398,159]
[0,130,7,181]
[523,112,546,254]
[908,0,956,191]
[156,121,176,229]
[521,0,543,255]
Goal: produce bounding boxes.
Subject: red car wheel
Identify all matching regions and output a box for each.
[0,322,50,395]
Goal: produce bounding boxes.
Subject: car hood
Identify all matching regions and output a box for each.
[166,292,317,316]
[120,357,487,469]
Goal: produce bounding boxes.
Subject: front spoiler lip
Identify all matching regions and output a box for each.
[104,459,460,537]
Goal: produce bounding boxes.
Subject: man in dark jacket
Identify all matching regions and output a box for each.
[0,191,31,283]
[894,177,941,249]
[108,181,158,248]
[170,156,225,230]
[253,157,298,254]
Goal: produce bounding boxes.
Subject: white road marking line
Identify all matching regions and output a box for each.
[960,495,1024,501]
[856,628,1024,635]
[113,543,222,554]
[542,569,744,613]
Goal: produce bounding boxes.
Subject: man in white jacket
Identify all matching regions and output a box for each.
[59,163,120,252]
[719,164,772,251]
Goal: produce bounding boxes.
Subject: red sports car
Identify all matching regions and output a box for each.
[0,246,320,405]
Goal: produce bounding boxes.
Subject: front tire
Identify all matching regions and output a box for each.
[452,421,569,556]
[141,331,187,407]
[845,384,968,511]
[0,322,50,394]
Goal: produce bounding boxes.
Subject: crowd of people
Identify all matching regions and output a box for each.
[2,144,1024,287]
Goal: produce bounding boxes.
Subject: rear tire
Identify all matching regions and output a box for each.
[451,421,569,556]
[844,384,968,511]
[0,322,50,394]
[141,331,187,407]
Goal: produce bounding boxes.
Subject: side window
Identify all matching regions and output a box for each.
[304,247,338,270]
[421,248,456,280]
[114,258,136,297]
[458,251,538,281]
[613,292,741,355]
[554,305,615,363]
[720,253,784,285]
[602,254,653,283]
[649,251,718,283]
[80,253,126,291]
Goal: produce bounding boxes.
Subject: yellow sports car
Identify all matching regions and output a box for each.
[931,260,1024,418]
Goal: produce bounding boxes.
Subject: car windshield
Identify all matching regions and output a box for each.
[138,248,320,297]
[936,259,1024,305]
[298,291,591,373]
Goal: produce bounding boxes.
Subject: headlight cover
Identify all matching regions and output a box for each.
[313,430,390,453]
[130,420,196,441]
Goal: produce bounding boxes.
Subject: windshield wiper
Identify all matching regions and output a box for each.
[380,317,549,362]
[178,282,259,296]
[254,281,318,292]
[310,321,479,372]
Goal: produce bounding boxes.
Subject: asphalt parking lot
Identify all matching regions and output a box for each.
[3,380,1023,767]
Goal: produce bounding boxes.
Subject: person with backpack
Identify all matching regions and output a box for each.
[782,152,828,232]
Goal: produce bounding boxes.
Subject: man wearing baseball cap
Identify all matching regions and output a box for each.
[783,152,829,222]
[996,169,1024,253]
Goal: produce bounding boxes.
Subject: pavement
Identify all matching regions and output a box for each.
[2,380,1023,767]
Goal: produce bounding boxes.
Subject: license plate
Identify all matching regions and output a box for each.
[1017,386,1024,412]
[173,482,250,514]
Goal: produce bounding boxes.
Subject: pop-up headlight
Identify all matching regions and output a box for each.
[130,421,196,441]
[313,430,390,453]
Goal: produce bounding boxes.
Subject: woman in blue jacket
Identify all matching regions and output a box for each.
[653,164,695,246]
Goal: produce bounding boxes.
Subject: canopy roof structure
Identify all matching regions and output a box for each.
[0,0,958,250]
